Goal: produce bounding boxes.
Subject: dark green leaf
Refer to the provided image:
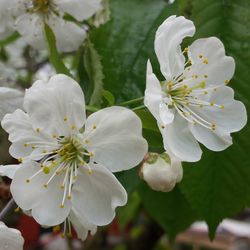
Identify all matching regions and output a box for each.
[179,0,250,239]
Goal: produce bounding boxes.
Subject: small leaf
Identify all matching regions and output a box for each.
[84,39,104,106]
[102,89,115,106]
[0,32,20,48]
[44,23,71,76]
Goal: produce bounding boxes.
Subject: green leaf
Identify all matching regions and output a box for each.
[0,32,20,48]
[83,39,104,106]
[117,191,141,229]
[102,89,115,106]
[179,0,250,239]
[44,23,71,76]
[139,184,199,240]
[90,0,178,102]
[135,109,159,132]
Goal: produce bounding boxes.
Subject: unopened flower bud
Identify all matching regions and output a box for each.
[140,152,183,192]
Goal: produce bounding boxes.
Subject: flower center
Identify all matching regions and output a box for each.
[161,48,226,131]
[27,0,54,14]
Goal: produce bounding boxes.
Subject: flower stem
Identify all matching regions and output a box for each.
[132,105,146,111]
[0,198,16,221]
[118,97,144,106]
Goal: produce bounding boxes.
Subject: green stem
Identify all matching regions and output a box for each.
[118,97,144,106]
[132,105,146,111]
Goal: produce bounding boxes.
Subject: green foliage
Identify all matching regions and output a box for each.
[179,0,250,239]
[44,23,71,76]
[88,0,250,240]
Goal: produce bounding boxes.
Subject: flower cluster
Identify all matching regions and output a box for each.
[0,0,102,51]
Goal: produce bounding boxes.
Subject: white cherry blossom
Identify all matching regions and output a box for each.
[0,74,148,240]
[1,0,102,52]
[144,15,247,162]
[0,222,24,250]
[141,152,182,192]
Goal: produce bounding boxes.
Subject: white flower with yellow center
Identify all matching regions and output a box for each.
[145,15,247,162]
[0,74,148,240]
[3,0,102,51]
[0,222,24,250]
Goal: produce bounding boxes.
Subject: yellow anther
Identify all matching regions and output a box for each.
[43,166,50,174]
[182,112,187,116]
[53,225,61,233]
[67,232,73,238]
[52,134,58,138]
[63,116,68,122]
[188,59,192,64]
[43,184,48,188]
[185,102,189,106]
[183,84,188,89]
[18,158,23,163]
[80,160,86,165]
[204,75,208,78]
[71,125,76,130]
[85,139,90,144]
[93,125,97,129]
[199,54,203,58]
[60,233,65,238]
[193,121,197,125]
[73,176,77,181]
[36,128,40,133]
[224,80,229,84]
[32,145,36,149]
[26,179,30,183]
[88,169,93,175]
[23,143,28,148]
[213,88,217,91]
[60,204,64,209]
[203,58,209,64]
[203,91,208,95]
[56,171,60,175]
[89,152,94,157]
[210,102,214,106]
[161,125,165,129]
[67,195,72,200]
[199,104,203,108]
[220,105,225,109]
[211,123,216,131]
[60,184,65,189]
[14,207,20,213]
[42,149,47,154]
[184,47,188,53]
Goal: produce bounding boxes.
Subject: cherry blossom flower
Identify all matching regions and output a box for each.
[1,0,102,51]
[0,222,24,250]
[0,74,148,239]
[144,15,247,162]
[140,152,182,192]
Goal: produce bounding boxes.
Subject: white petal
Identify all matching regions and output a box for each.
[2,109,55,159]
[10,161,48,210]
[72,163,127,226]
[189,123,232,151]
[159,115,202,162]
[10,161,71,226]
[0,222,24,250]
[15,13,45,50]
[49,16,86,52]
[0,87,23,121]
[54,0,102,21]
[24,74,86,137]
[83,106,148,172]
[185,37,235,88]
[69,208,97,241]
[0,164,19,179]
[31,173,71,226]
[155,15,195,80]
[144,60,174,125]
[188,86,247,151]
